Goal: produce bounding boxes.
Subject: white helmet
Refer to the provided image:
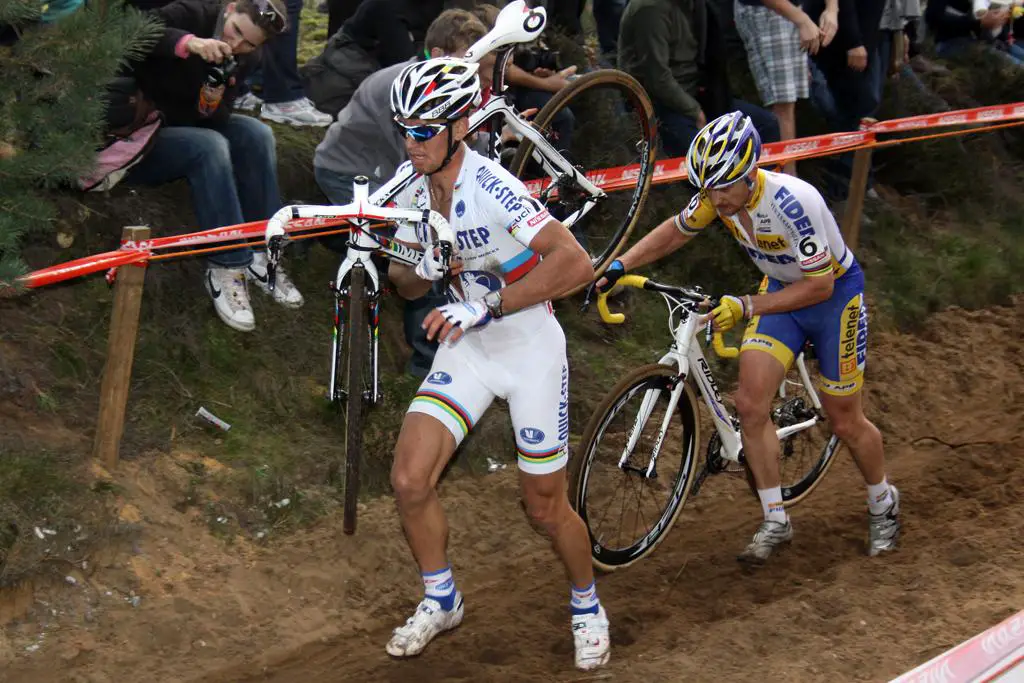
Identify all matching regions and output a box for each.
[390,57,482,122]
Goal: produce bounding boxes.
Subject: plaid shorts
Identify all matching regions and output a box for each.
[734,2,809,105]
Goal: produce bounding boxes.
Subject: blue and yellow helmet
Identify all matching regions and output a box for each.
[685,111,762,191]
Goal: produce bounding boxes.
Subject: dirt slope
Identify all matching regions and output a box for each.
[3,297,1022,683]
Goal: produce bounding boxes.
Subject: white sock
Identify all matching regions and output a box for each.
[758,487,787,523]
[867,478,893,515]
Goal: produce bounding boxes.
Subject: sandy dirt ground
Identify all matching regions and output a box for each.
[3,298,1022,683]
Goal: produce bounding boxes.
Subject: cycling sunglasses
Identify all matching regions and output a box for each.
[393,119,448,142]
[253,0,286,34]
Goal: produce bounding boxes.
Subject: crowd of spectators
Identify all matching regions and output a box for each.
[11,0,1021,365]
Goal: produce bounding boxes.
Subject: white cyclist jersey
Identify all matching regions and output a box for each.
[676,169,859,283]
[393,145,557,338]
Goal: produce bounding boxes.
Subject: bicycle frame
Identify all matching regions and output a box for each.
[364,1,607,229]
[264,177,457,407]
[659,309,824,466]
[597,277,825,473]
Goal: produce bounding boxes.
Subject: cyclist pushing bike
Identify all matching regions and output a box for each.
[592,111,901,563]
[383,57,611,670]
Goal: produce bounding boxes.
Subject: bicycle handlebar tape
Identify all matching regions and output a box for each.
[712,333,740,358]
[596,275,648,324]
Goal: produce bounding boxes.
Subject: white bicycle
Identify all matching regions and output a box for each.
[571,275,845,571]
[264,176,458,535]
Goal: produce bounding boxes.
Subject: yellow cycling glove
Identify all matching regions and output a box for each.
[710,294,753,332]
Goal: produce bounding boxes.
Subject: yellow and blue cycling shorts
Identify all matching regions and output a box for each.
[741,264,868,396]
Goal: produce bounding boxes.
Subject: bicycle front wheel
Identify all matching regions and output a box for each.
[342,264,369,535]
[570,364,701,572]
[508,69,656,291]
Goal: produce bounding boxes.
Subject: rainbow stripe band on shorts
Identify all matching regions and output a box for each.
[410,390,475,441]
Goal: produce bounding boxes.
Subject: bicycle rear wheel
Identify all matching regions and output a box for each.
[570,364,701,572]
[507,69,656,292]
[342,264,369,535]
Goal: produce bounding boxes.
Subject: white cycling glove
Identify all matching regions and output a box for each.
[435,299,491,332]
[414,247,446,282]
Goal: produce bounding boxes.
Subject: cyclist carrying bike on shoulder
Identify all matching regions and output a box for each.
[593,111,901,563]
[383,57,611,670]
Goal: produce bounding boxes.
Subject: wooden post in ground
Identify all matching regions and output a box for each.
[92,226,150,470]
[841,118,877,251]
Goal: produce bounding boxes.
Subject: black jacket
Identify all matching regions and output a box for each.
[130,0,258,126]
[339,0,444,68]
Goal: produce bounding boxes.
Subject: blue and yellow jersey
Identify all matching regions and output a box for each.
[675,169,858,283]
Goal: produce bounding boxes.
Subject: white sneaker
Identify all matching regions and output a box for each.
[205,266,255,332]
[385,593,464,658]
[737,519,794,565]
[261,98,333,127]
[572,605,611,671]
[246,252,304,309]
[235,92,263,112]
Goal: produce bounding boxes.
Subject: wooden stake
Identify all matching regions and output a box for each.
[92,226,149,469]
[841,139,875,251]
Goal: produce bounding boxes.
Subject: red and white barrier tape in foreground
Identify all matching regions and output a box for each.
[890,609,1024,683]
[14,101,1024,290]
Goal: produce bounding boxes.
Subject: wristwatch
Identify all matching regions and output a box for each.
[483,289,504,319]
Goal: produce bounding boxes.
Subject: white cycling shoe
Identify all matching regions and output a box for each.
[385,593,464,658]
[573,605,611,670]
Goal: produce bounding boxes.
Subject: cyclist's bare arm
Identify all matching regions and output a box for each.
[503,219,593,313]
[750,272,834,316]
[615,217,695,274]
[388,237,430,300]
[389,261,432,301]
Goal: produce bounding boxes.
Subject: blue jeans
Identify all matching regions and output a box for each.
[808,57,880,201]
[315,165,443,377]
[653,98,780,158]
[249,0,305,103]
[126,114,282,268]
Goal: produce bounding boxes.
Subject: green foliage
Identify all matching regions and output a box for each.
[0,2,162,286]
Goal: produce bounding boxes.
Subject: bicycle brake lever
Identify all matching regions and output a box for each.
[438,240,453,294]
[579,281,596,313]
[266,235,284,292]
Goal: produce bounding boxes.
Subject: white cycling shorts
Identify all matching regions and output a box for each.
[407,311,569,476]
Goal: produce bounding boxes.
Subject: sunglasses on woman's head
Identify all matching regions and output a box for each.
[253,0,286,34]
[393,119,447,142]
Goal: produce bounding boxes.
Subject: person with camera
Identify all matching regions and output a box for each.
[124,0,304,332]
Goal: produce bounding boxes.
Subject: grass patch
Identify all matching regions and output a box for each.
[0,448,116,585]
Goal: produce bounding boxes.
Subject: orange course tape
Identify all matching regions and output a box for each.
[16,100,1024,290]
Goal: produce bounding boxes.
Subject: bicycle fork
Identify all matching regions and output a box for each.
[328,279,383,405]
[617,375,686,479]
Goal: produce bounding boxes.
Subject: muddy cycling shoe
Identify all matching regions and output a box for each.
[573,605,611,671]
[737,519,794,565]
[868,485,901,557]
[385,593,464,658]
